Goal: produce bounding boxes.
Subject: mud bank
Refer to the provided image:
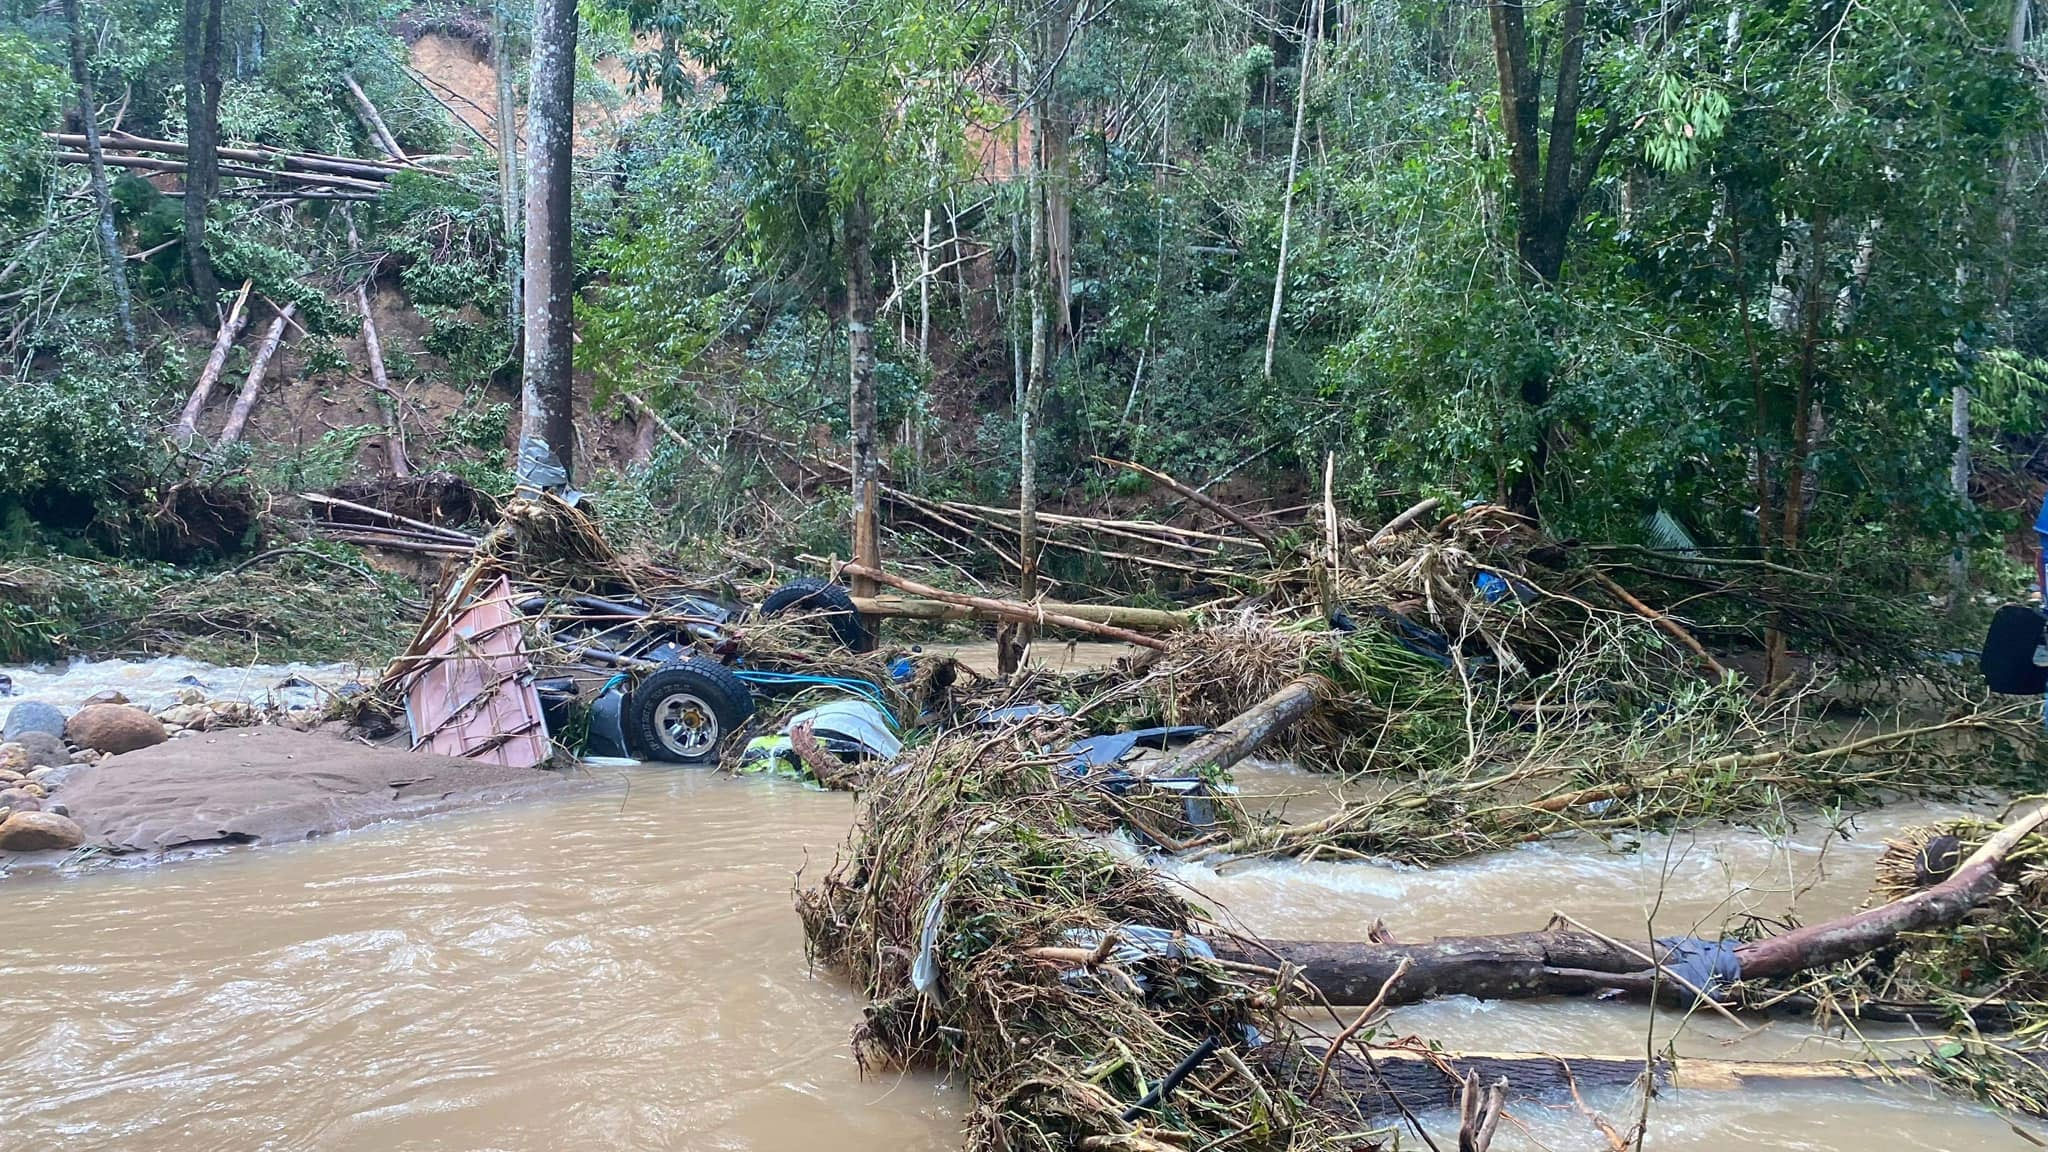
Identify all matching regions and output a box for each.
[7,727,591,865]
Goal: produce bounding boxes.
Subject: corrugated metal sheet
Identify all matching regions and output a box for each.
[403,576,550,769]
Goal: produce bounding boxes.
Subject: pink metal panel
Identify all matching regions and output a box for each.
[405,576,551,769]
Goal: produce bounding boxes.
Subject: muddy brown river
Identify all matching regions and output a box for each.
[0,709,2038,1148]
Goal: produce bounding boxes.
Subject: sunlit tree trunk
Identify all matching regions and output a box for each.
[64,0,133,350]
[520,0,577,479]
[845,194,881,599]
[181,0,223,306]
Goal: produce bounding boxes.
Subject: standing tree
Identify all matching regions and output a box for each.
[181,0,224,306]
[495,1,525,340]
[61,0,132,349]
[1486,0,1627,513]
[633,0,985,594]
[521,0,578,479]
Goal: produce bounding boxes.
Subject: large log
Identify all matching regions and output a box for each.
[838,562,1169,650]
[850,594,1191,633]
[1215,805,2048,1015]
[1152,677,1321,775]
[1212,927,1648,1007]
[1305,1047,1924,1117]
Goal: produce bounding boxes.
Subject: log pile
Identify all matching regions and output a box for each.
[48,130,451,201]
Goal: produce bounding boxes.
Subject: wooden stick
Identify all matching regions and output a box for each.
[1321,452,1339,566]
[1589,569,1730,680]
[1092,454,1277,548]
[172,278,253,444]
[838,562,1169,650]
[217,301,295,444]
[1365,497,1441,548]
[1310,955,1411,1099]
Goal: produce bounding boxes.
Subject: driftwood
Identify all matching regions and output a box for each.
[1589,569,1731,680]
[301,492,479,544]
[838,562,1170,650]
[850,594,1190,633]
[1153,676,1321,775]
[171,278,253,444]
[217,301,295,444]
[1365,497,1441,548]
[1212,804,2048,1014]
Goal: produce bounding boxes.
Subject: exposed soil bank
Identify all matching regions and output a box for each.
[26,727,590,858]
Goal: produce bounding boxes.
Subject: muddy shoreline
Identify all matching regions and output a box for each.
[2,726,596,873]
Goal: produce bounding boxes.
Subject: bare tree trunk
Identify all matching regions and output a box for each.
[494,5,523,338]
[218,302,295,444]
[520,0,578,480]
[1263,0,1320,381]
[172,278,252,444]
[845,194,882,600]
[64,0,133,350]
[347,213,410,477]
[343,74,407,162]
[1019,124,1045,625]
[181,0,223,306]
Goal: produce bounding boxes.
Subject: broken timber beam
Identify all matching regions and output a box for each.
[1151,676,1321,775]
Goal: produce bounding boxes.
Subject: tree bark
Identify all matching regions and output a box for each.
[172,278,252,444]
[493,5,523,338]
[845,195,882,600]
[217,302,296,444]
[1263,0,1319,381]
[520,0,578,481]
[180,0,223,306]
[64,0,134,350]
[838,562,1169,649]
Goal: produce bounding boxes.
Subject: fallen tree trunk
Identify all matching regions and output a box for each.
[345,211,409,477]
[50,130,420,177]
[171,277,253,444]
[216,301,295,444]
[1152,676,1321,775]
[851,594,1191,633]
[838,562,1170,650]
[343,73,407,161]
[53,151,387,193]
[1306,1047,1926,1117]
[1211,803,2048,1014]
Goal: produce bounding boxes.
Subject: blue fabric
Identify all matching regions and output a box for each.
[1652,937,1742,998]
[1065,726,1209,772]
[2033,490,2048,540]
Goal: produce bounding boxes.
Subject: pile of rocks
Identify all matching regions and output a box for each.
[0,700,98,852]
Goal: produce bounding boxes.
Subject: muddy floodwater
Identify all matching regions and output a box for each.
[0,662,2040,1150]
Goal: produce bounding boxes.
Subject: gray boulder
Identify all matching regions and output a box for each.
[13,730,67,769]
[3,700,65,742]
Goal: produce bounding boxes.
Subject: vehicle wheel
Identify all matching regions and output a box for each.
[759,577,876,653]
[627,658,756,764]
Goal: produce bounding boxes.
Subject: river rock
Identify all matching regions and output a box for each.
[0,810,83,851]
[0,769,20,785]
[14,731,67,768]
[157,704,215,731]
[0,788,38,812]
[0,743,23,770]
[2,700,65,742]
[25,766,51,783]
[65,705,168,755]
[82,690,129,706]
[19,782,43,798]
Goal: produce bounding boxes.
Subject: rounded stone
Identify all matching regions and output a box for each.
[64,704,168,755]
[0,810,84,851]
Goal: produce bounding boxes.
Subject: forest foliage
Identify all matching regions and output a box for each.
[0,0,2037,611]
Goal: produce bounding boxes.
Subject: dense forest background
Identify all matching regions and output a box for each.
[0,0,2043,657]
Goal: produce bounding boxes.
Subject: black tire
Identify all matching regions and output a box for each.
[626,658,756,764]
[759,577,876,653]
